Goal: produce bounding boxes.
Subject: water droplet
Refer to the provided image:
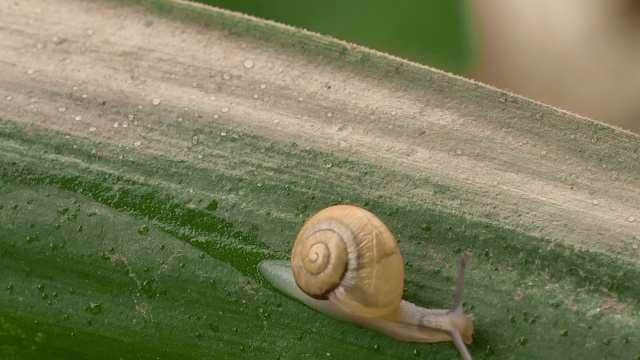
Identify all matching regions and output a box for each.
[151,98,161,105]
[208,323,220,332]
[138,224,149,235]
[206,200,218,211]
[85,302,102,315]
[243,60,254,69]
[628,216,636,222]
[295,203,309,215]
[222,73,232,80]
[480,344,494,356]
[141,279,154,295]
[221,107,229,113]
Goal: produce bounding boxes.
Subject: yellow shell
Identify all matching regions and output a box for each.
[291,205,405,318]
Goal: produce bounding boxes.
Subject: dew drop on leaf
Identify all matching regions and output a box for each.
[138,224,149,235]
[208,323,220,333]
[85,302,102,315]
[206,200,218,211]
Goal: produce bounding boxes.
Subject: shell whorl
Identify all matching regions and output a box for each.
[291,205,405,318]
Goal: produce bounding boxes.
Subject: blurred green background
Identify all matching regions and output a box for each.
[197,0,476,74]
[195,0,640,134]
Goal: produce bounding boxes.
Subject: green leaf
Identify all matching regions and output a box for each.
[0,0,638,359]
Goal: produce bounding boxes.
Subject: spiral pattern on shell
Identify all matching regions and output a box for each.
[291,205,405,317]
[293,226,349,298]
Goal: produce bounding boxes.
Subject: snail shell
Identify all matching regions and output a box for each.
[291,204,404,317]
[259,204,475,360]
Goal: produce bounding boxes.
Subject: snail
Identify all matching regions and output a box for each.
[258,204,475,360]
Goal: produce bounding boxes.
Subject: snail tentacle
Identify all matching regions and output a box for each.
[261,204,475,360]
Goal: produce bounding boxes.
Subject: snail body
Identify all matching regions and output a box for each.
[258,205,474,360]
